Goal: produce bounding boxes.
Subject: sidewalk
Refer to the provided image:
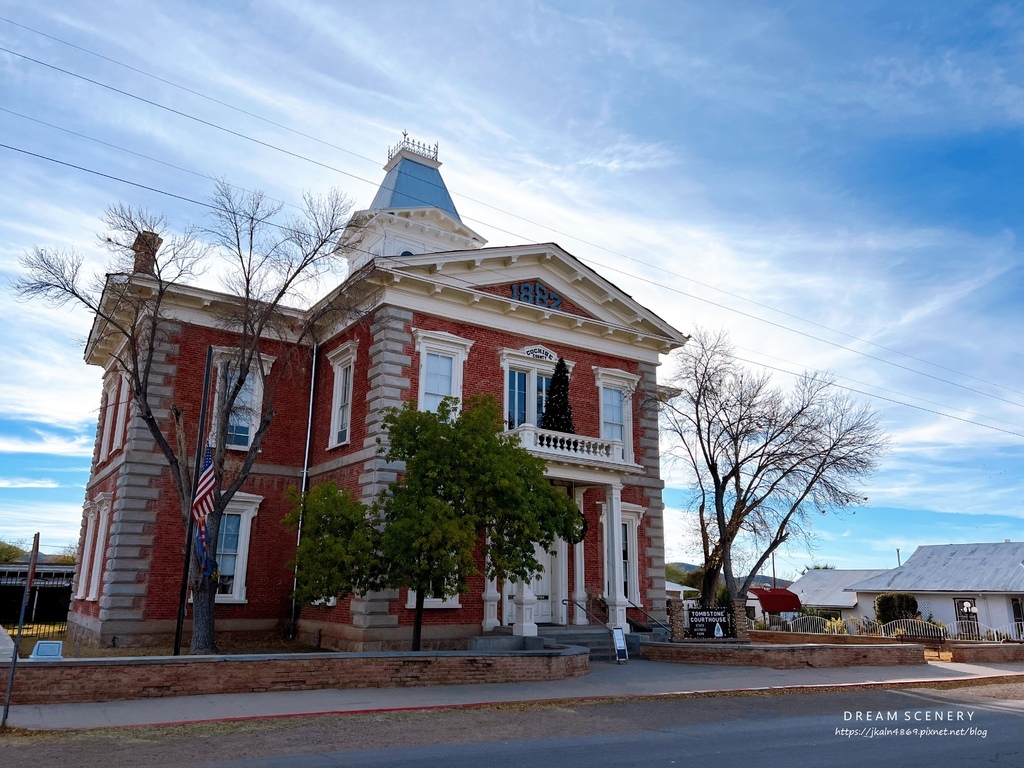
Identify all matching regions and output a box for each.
[7,657,1024,731]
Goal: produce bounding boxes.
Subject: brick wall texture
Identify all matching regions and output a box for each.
[0,648,588,705]
[640,641,926,668]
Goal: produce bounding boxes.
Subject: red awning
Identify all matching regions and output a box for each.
[749,587,801,613]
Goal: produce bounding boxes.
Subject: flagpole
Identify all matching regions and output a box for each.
[173,346,213,656]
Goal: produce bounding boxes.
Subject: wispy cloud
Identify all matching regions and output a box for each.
[0,432,94,457]
[0,478,60,488]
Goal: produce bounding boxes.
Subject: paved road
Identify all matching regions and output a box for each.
[212,690,1023,768]
[206,689,1024,768]
[5,686,1020,768]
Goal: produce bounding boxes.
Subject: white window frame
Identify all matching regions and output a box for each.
[327,341,358,449]
[412,329,473,412]
[599,501,644,605]
[211,347,277,451]
[75,501,98,600]
[214,492,262,604]
[406,585,462,610]
[112,373,130,452]
[98,376,118,462]
[499,346,574,430]
[86,492,112,601]
[593,367,640,463]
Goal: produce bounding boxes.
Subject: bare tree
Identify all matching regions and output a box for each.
[14,181,358,652]
[660,329,889,609]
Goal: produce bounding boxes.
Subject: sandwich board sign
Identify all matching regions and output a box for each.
[611,627,628,663]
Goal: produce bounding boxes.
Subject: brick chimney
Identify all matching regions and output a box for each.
[131,231,163,275]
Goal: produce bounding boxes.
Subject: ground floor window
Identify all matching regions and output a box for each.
[213,492,262,603]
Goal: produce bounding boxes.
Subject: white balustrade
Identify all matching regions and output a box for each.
[508,424,629,467]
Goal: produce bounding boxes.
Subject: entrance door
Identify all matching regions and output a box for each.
[531,544,552,623]
[503,545,555,625]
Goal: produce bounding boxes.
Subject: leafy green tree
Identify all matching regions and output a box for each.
[539,357,574,433]
[874,592,919,624]
[379,394,581,649]
[288,394,582,651]
[665,563,689,584]
[284,483,382,606]
[0,539,27,563]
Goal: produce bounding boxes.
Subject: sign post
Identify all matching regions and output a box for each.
[2,532,39,728]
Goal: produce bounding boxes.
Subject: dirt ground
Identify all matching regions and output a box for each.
[1,680,1021,768]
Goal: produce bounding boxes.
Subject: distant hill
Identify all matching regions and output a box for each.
[667,562,792,589]
[667,562,700,573]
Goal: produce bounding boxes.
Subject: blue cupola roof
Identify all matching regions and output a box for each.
[369,136,461,222]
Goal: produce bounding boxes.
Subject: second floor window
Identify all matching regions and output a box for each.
[423,352,454,412]
[602,387,624,442]
[226,371,256,448]
[507,369,553,429]
[213,347,276,452]
[328,341,358,448]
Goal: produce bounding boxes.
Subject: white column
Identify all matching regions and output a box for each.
[572,487,588,625]
[512,581,538,636]
[555,537,568,625]
[604,481,629,633]
[482,576,500,632]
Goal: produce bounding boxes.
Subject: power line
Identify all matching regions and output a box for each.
[2,29,1022,402]
[4,142,1023,445]
[735,344,1024,432]
[0,106,303,212]
[733,355,1024,440]
[2,40,1021,410]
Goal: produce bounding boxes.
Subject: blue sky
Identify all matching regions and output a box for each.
[0,2,1021,576]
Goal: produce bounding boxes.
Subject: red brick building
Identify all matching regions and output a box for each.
[68,138,688,650]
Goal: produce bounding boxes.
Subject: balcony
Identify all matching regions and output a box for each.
[507,424,641,475]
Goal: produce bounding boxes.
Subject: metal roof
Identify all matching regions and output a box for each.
[369,154,461,221]
[846,542,1024,594]
[789,569,890,608]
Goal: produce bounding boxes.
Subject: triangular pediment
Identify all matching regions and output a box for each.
[378,243,689,351]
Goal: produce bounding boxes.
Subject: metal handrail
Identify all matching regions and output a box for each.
[561,598,612,631]
[628,600,671,634]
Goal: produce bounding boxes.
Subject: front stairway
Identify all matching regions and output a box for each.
[537,626,664,663]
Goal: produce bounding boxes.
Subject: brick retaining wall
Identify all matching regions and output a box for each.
[640,641,925,669]
[749,631,903,645]
[0,647,589,705]
[948,643,1024,663]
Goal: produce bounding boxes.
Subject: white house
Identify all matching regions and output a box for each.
[845,541,1024,632]
[787,568,889,619]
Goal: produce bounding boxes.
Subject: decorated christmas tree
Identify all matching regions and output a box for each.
[540,357,575,433]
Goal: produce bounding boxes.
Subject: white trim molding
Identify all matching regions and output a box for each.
[86,492,113,601]
[211,347,277,451]
[214,491,263,604]
[327,341,358,448]
[499,346,574,430]
[593,366,640,464]
[412,328,473,412]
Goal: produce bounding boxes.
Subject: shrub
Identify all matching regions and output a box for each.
[825,617,848,634]
[874,592,919,624]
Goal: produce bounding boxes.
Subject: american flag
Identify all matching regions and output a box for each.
[191,443,215,578]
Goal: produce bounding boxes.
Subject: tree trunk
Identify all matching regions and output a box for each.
[190,567,218,654]
[700,565,721,607]
[411,588,426,652]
